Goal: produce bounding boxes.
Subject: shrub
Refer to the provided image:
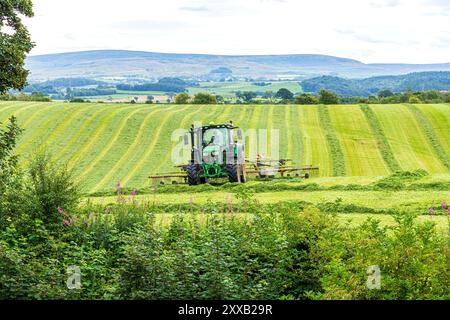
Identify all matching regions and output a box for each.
[24,151,81,228]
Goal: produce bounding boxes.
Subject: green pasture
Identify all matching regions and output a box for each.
[1,102,450,192]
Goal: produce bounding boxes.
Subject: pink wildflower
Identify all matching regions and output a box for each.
[62,219,71,226]
[116,180,121,191]
[428,208,434,215]
[442,201,447,210]
[131,189,137,196]
[57,207,63,215]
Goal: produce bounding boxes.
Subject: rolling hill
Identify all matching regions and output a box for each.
[25,50,450,82]
[301,72,450,96]
[1,102,450,193]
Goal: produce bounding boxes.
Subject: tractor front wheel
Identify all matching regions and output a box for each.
[187,163,199,186]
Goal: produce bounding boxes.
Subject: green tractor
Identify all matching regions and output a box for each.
[183,122,246,185]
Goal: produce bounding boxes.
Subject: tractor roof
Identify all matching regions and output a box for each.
[192,123,238,131]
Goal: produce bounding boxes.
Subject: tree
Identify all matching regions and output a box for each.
[236,91,257,103]
[146,95,154,104]
[174,93,190,104]
[275,88,294,101]
[408,96,422,104]
[192,93,217,104]
[295,93,319,105]
[378,89,394,98]
[0,0,35,94]
[318,89,339,104]
[0,116,24,225]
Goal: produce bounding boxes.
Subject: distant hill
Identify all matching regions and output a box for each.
[25,50,450,82]
[301,72,450,96]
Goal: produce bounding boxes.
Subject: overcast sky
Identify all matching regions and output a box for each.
[24,0,450,63]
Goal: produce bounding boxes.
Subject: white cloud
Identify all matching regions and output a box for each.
[24,0,450,63]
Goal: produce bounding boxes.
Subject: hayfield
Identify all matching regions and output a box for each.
[1,102,450,193]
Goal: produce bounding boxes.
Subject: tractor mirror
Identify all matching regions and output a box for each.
[236,129,243,140]
[183,133,189,145]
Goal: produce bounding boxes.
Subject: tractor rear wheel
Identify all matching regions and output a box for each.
[187,163,199,186]
[226,164,239,183]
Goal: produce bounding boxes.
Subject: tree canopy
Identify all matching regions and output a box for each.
[0,0,35,94]
[275,88,294,100]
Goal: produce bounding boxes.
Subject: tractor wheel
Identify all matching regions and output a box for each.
[226,164,239,183]
[187,163,199,186]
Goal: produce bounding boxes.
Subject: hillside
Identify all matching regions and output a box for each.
[301,72,450,96]
[25,50,450,82]
[1,102,450,192]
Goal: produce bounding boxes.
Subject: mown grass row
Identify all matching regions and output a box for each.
[360,105,401,172]
[408,104,450,171]
[2,102,450,192]
[317,105,346,176]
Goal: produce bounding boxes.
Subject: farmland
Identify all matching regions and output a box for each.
[1,102,450,192]
[1,101,449,300]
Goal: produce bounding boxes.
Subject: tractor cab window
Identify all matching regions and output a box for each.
[202,128,228,148]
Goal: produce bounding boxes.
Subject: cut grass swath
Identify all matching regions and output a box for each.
[360,104,401,172]
[408,104,450,171]
[318,105,346,176]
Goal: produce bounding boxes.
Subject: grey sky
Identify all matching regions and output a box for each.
[23,0,450,63]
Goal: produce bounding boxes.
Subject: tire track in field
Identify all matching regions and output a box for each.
[16,104,72,154]
[118,105,191,189]
[77,107,147,182]
[360,105,401,173]
[66,105,138,169]
[317,105,346,176]
[408,104,450,171]
[91,106,168,190]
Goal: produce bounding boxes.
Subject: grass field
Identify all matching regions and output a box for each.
[1,102,450,193]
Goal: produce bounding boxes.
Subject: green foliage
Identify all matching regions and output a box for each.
[314,214,449,299]
[318,105,346,176]
[318,89,339,104]
[301,72,450,97]
[360,105,401,172]
[235,91,257,103]
[0,116,24,227]
[0,92,51,101]
[295,93,319,105]
[275,88,294,101]
[25,150,81,227]
[0,0,35,93]
[174,92,190,104]
[192,93,217,104]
